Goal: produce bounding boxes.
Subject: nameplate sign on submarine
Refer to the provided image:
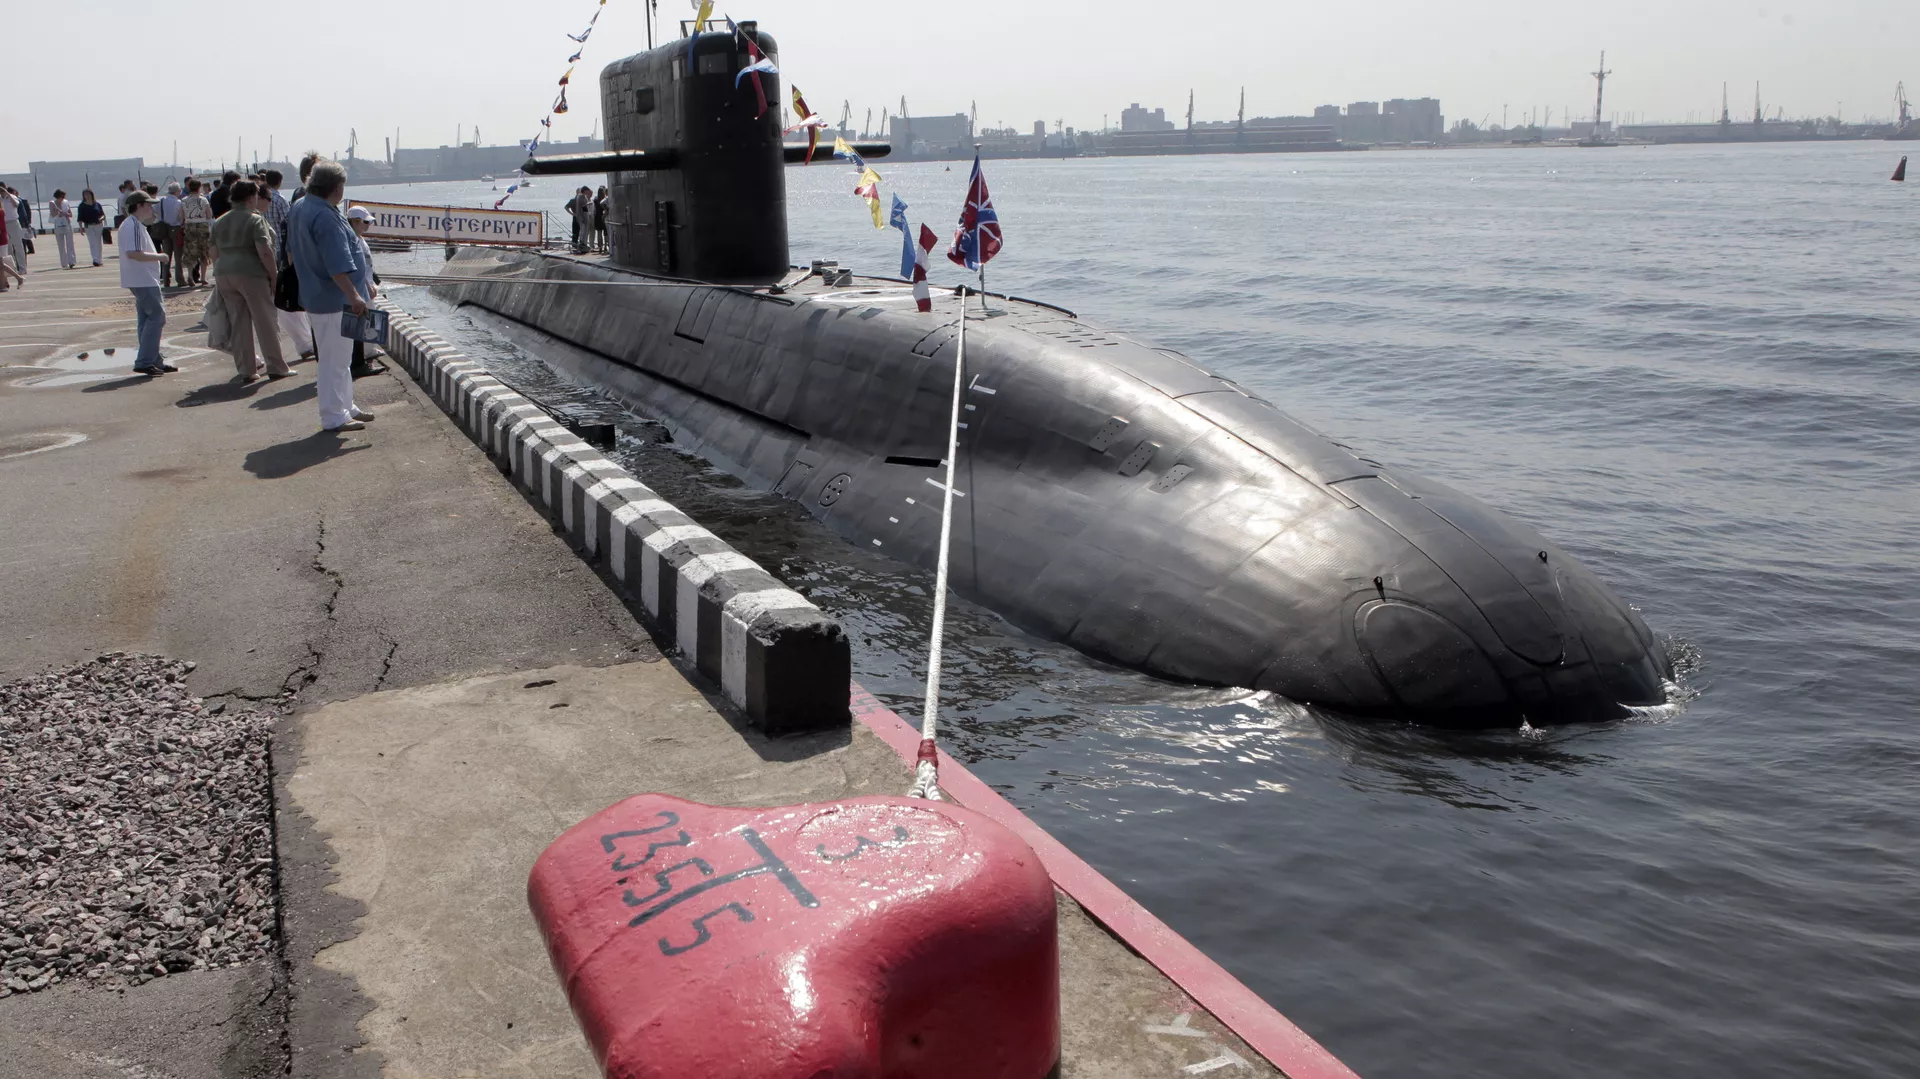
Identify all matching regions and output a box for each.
[350,201,544,247]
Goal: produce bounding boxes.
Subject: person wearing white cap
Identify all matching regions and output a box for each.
[344,205,387,378]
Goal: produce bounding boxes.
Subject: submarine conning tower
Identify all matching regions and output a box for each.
[522,23,888,284]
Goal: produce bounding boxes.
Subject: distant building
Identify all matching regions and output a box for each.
[1291,100,1444,143]
[393,135,603,181]
[1383,98,1443,142]
[1569,120,1614,139]
[1120,103,1176,132]
[888,113,972,156]
[2,158,150,204]
[1108,125,1339,155]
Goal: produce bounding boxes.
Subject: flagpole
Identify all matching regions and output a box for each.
[907,297,968,801]
[974,147,988,313]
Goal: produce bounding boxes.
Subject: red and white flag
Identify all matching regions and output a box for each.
[912,224,938,312]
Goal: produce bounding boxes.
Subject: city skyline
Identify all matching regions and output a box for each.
[11,0,1917,170]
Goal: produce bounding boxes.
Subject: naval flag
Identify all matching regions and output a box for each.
[946,150,1002,270]
[912,224,938,312]
[889,195,914,277]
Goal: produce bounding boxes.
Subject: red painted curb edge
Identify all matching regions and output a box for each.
[850,684,1362,1079]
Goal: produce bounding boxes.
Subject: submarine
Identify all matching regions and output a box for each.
[432,21,1672,728]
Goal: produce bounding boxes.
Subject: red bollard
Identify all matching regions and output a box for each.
[529,794,1060,1079]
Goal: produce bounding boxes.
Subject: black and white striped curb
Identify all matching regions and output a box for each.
[378,301,850,734]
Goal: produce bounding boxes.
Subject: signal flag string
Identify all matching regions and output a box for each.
[499,0,609,210]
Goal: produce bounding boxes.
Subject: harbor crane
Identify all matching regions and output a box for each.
[1591,51,1612,131]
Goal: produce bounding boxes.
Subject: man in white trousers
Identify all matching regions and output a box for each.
[284,160,372,433]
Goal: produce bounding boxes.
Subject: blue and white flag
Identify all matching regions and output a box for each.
[734,54,777,88]
[889,195,914,278]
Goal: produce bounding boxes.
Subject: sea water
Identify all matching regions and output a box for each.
[363,141,1920,1079]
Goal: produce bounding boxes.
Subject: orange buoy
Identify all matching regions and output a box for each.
[529,794,1060,1079]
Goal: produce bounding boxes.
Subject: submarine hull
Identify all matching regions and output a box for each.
[433,248,1671,727]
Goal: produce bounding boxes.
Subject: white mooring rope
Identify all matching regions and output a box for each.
[906,302,969,801]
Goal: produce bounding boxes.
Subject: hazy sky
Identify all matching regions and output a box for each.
[11,0,1917,170]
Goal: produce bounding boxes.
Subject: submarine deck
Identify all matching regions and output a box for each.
[0,261,1341,1078]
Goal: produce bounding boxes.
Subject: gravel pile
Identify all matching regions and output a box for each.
[0,653,275,995]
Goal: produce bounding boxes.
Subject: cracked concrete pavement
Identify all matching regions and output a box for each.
[3,262,1305,1079]
[1,265,660,1077]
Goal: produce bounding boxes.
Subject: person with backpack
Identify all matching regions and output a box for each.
[179,179,214,286]
[262,169,313,361]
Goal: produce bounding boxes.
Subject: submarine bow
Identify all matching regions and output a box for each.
[433,24,1672,727]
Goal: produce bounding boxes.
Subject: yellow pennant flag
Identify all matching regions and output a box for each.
[692,0,713,32]
[855,167,883,227]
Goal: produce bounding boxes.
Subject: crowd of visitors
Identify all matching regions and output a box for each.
[25,153,394,432]
[8,147,615,431]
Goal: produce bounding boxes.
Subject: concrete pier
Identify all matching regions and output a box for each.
[0,260,1310,1078]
